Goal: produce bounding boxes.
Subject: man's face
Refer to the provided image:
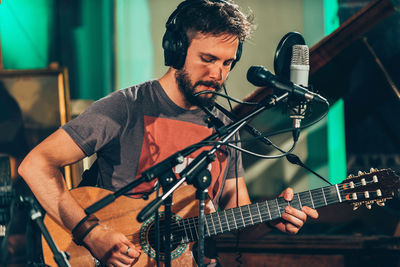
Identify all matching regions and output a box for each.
[175,33,239,108]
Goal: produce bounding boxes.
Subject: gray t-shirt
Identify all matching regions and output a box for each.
[62,80,244,206]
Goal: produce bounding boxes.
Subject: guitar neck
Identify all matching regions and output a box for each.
[178,184,345,242]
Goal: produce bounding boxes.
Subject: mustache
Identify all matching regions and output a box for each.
[193,81,222,92]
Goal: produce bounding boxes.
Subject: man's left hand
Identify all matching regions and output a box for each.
[270,188,319,234]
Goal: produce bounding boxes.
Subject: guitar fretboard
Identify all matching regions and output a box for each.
[172,184,344,244]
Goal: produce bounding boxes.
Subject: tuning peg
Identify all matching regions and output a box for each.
[352,203,360,210]
[376,189,382,197]
[365,203,372,209]
[358,171,364,176]
[347,174,354,178]
[370,167,376,173]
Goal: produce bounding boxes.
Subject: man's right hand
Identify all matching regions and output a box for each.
[84,224,141,266]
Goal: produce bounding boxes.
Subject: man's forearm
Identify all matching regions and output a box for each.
[18,153,86,231]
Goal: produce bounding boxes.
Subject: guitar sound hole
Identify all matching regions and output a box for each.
[139,212,188,261]
[147,219,182,256]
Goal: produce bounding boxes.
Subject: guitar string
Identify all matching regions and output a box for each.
[145,180,378,238]
[144,179,383,245]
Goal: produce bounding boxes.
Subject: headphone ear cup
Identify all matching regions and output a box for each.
[162,28,177,67]
[162,26,188,69]
[173,31,188,69]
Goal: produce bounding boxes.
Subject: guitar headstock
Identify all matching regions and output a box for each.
[339,168,400,210]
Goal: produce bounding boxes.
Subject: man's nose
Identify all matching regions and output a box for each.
[208,63,222,81]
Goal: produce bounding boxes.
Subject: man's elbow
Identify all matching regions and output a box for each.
[18,152,34,180]
[17,149,45,182]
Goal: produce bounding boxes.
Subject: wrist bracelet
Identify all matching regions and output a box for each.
[72,214,99,246]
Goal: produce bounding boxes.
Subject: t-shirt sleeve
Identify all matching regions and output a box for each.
[62,91,128,156]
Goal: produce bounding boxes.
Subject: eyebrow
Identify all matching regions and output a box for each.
[200,53,235,61]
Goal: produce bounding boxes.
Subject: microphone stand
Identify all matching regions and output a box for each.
[156,170,176,267]
[23,196,71,267]
[137,92,289,266]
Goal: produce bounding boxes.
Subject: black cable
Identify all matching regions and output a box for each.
[219,100,329,145]
[194,89,329,147]
[227,140,297,159]
[214,102,287,153]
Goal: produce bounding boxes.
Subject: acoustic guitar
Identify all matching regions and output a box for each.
[42,168,400,266]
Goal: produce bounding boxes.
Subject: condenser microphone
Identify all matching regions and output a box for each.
[246,66,325,103]
[289,44,310,141]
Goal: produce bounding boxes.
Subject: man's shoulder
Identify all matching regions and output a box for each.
[118,80,160,96]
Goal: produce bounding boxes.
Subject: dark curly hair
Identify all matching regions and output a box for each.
[175,0,254,43]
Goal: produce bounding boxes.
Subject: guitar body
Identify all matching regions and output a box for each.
[43,168,400,266]
[42,185,215,267]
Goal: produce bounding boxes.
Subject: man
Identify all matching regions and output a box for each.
[19,0,318,266]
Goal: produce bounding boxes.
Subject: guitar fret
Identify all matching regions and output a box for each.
[308,190,315,208]
[275,199,281,217]
[239,206,245,227]
[265,201,272,220]
[321,187,327,206]
[212,212,223,234]
[256,203,263,222]
[185,219,194,241]
[267,199,280,220]
[299,191,312,208]
[232,208,244,228]
[326,186,340,205]
[335,184,342,202]
[249,204,261,224]
[311,189,324,208]
[297,193,302,208]
[277,197,289,216]
[218,212,228,232]
[191,217,198,240]
[180,220,190,243]
[204,216,210,237]
[230,209,237,229]
[223,210,230,232]
[247,205,254,224]
[241,205,253,226]
[209,213,216,235]
[290,194,301,210]
[216,212,223,233]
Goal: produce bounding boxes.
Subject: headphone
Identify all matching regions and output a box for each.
[162,0,243,70]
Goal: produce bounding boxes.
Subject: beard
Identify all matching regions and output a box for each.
[175,67,222,108]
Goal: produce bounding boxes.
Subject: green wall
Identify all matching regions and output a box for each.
[324,0,347,184]
[115,0,154,90]
[0,0,53,69]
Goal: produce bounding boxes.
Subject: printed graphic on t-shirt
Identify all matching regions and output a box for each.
[133,115,228,200]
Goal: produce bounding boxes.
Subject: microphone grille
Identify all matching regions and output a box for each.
[291,45,309,65]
